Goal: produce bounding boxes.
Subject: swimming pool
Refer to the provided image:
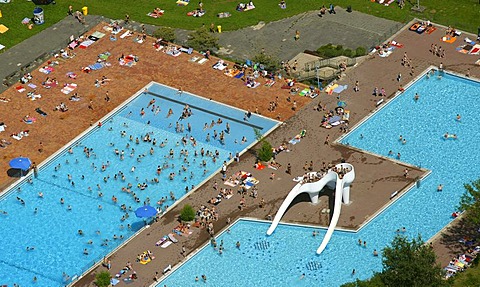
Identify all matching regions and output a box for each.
[158,71,480,286]
[0,82,279,287]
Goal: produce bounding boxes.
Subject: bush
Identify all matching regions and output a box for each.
[316,44,367,58]
[343,48,354,57]
[252,53,280,72]
[153,27,176,43]
[257,140,273,162]
[187,26,219,52]
[355,46,367,56]
[95,271,111,287]
[180,204,196,222]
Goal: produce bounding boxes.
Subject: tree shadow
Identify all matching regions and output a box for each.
[441,216,479,255]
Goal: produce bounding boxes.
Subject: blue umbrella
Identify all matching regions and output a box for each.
[9,157,32,170]
[135,205,157,218]
[337,101,347,107]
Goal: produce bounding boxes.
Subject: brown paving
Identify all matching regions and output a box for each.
[1,20,479,286]
[0,22,310,191]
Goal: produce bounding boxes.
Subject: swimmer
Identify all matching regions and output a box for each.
[78,229,84,236]
[236,241,241,248]
[456,114,461,121]
[414,93,419,101]
[402,139,407,145]
[373,249,378,256]
[26,246,35,251]
[437,184,443,192]
[401,227,406,232]
[67,205,72,210]
[299,273,305,280]
[38,192,44,198]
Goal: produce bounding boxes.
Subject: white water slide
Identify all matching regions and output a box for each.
[266,163,355,254]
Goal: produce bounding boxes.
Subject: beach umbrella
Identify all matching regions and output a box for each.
[333,84,348,94]
[9,157,31,170]
[134,205,157,218]
[337,101,347,107]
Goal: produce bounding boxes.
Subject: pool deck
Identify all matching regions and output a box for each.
[0,19,479,286]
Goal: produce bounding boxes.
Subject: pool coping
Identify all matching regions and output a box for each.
[0,80,280,286]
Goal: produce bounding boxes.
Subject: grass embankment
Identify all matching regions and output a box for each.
[0,0,477,50]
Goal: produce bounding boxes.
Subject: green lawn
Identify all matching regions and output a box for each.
[0,0,478,50]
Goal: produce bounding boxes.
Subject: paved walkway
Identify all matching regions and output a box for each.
[1,9,402,93]
[0,15,104,93]
[216,8,403,61]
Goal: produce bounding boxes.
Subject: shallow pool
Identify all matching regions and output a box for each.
[159,71,480,286]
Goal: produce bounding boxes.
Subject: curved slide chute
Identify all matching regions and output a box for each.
[266,163,355,255]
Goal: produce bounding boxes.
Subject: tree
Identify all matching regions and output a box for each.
[180,204,196,222]
[341,235,447,287]
[187,26,219,52]
[252,52,280,72]
[458,179,480,225]
[254,128,273,162]
[153,27,176,43]
[379,235,447,287]
[95,271,111,287]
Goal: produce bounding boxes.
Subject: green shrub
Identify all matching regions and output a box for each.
[252,53,280,72]
[257,140,273,162]
[343,48,354,57]
[153,27,176,43]
[180,204,196,222]
[355,46,367,56]
[95,271,111,287]
[187,26,219,52]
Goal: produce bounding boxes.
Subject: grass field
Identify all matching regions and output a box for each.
[0,0,478,50]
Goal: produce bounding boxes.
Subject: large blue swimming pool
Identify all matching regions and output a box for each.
[0,82,278,287]
[159,71,480,286]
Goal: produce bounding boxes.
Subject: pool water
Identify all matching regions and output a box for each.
[159,71,480,286]
[0,83,278,287]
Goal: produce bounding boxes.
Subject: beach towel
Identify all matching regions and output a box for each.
[197,58,208,65]
[28,83,37,89]
[79,40,95,49]
[16,86,26,93]
[234,72,244,78]
[189,56,200,62]
[264,79,275,87]
[161,241,173,248]
[425,26,436,34]
[247,82,260,88]
[39,66,54,74]
[176,0,189,5]
[470,45,480,55]
[110,278,120,286]
[299,88,311,96]
[180,47,193,54]
[0,24,8,34]
[66,72,77,79]
[91,31,106,39]
[61,83,77,94]
[120,30,133,39]
[441,36,457,43]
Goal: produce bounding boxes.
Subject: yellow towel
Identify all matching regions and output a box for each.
[0,24,9,34]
